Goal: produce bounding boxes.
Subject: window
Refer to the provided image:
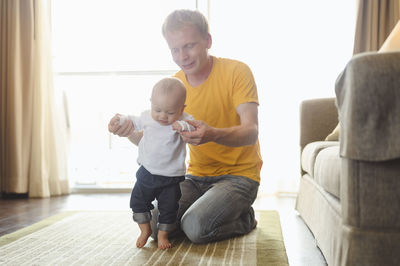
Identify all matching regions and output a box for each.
[209,0,357,194]
[52,0,198,189]
[53,0,356,194]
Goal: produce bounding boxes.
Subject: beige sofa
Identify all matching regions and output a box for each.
[295,52,400,266]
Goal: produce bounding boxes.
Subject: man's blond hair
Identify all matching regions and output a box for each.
[162,9,209,38]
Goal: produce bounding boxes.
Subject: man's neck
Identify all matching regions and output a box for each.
[186,56,213,87]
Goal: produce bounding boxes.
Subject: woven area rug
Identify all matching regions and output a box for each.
[0,210,288,266]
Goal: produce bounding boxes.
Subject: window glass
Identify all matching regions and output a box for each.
[52,0,195,188]
[52,0,195,72]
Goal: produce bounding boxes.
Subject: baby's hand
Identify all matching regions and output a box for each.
[172,120,193,132]
[172,121,182,132]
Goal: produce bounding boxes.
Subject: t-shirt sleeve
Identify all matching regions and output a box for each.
[127,111,148,131]
[182,112,194,121]
[232,62,259,108]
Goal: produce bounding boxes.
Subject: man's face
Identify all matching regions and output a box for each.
[164,26,211,77]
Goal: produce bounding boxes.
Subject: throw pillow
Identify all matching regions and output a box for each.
[325,124,340,141]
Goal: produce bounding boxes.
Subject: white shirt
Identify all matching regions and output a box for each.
[128,110,193,177]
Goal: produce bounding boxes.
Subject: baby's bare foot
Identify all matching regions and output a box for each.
[136,231,152,248]
[157,230,172,250]
[136,223,152,248]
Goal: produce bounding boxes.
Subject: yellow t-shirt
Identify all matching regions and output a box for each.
[174,56,263,183]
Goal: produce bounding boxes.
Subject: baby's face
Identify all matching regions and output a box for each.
[151,93,184,126]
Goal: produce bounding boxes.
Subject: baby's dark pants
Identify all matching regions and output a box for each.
[130,166,185,232]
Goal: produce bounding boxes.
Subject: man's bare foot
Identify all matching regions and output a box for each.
[137,223,152,248]
[253,219,258,229]
[157,230,171,250]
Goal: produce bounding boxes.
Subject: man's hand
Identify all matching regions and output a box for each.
[179,120,216,145]
[108,114,134,137]
[179,102,259,147]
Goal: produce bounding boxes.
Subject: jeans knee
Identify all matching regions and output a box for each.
[181,213,208,244]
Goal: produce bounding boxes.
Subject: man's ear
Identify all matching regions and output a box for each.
[207,34,212,49]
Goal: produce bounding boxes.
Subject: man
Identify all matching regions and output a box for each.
[109,9,262,244]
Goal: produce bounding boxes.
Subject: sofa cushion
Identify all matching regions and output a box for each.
[301,141,339,177]
[314,145,341,199]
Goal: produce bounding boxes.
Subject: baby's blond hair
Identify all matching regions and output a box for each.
[152,77,186,106]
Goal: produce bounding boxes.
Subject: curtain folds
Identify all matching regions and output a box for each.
[0,0,69,198]
[353,0,400,53]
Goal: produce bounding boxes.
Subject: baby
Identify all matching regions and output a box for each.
[113,77,192,249]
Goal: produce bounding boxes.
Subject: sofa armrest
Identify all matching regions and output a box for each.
[336,51,400,161]
[299,98,338,152]
[337,52,400,229]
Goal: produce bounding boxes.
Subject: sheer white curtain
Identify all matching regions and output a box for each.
[30,0,69,197]
[0,0,69,197]
[209,0,357,194]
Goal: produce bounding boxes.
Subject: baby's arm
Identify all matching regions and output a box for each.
[172,120,194,132]
[120,115,145,145]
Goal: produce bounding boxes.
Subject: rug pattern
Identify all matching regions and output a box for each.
[0,210,288,266]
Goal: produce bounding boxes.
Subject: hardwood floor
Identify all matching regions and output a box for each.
[0,193,327,266]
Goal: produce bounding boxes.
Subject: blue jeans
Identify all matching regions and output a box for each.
[150,174,259,244]
[131,166,185,232]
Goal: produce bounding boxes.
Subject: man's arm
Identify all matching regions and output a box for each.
[179,102,259,147]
